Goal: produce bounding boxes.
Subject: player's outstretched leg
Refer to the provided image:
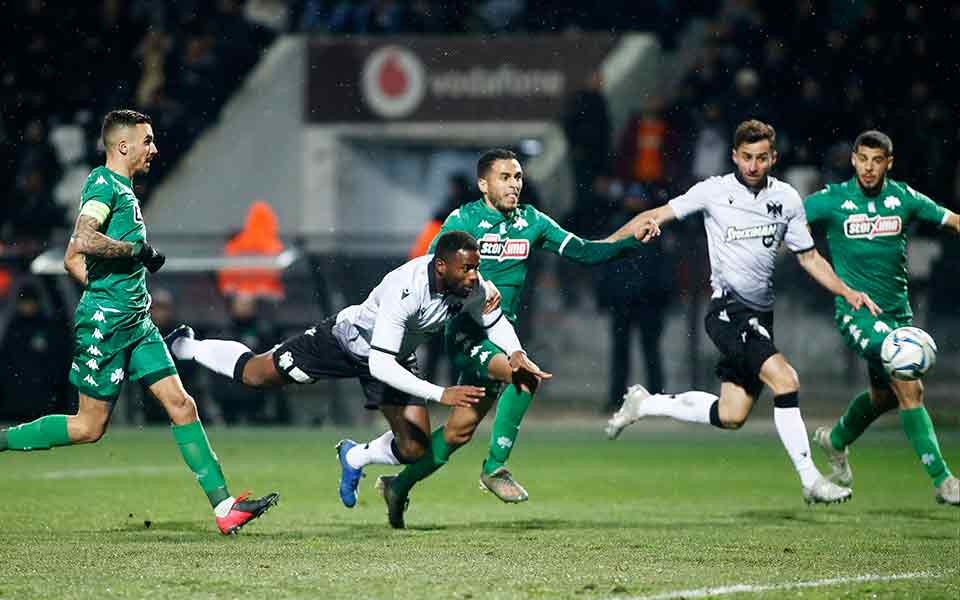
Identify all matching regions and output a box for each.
[605,385,720,439]
[0,394,109,451]
[167,324,282,387]
[153,374,279,534]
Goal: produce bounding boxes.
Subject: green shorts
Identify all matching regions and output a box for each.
[834,305,910,386]
[445,313,505,395]
[68,303,177,402]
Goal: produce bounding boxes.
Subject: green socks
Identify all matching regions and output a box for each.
[830,391,885,451]
[392,427,453,498]
[171,421,231,507]
[482,386,533,475]
[900,406,951,487]
[1,415,71,451]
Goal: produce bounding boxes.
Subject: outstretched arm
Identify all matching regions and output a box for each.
[538,205,668,266]
[795,248,881,316]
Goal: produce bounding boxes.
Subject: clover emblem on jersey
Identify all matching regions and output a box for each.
[111,368,125,384]
[884,195,901,210]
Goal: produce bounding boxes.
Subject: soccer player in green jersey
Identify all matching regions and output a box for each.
[0,110,279,533]
[805,130,960,506]
[368,148,658,525]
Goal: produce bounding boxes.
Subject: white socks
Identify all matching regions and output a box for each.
[172,338,252,380]
[642,392,717,424]
[213,496,236,518]
[773,406,821,489]
[346,430,401,469]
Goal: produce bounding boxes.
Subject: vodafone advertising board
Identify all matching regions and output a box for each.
[306,36,618,122]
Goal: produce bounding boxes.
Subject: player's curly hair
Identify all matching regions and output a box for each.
[101,109,152,147]
[853,130,893,156]
[434,230,479,262]
[733,119,776,149]
[477,148,518,179]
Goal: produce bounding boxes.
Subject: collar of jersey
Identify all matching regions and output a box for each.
[732,170,769,196]
[477,198,517,226]
[848,176,888,200]
[102,166,132,188]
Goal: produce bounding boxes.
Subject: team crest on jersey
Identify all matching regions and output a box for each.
[766,202,783,217]
[843,214,902,239]
[478,233,530,262]
[884,195,901,209]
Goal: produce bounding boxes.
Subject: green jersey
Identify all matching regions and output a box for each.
[805,176,947,318]
[77,166,150,327]
[429,199,637,320]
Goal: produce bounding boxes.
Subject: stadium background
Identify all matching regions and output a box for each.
[2,0,958,427]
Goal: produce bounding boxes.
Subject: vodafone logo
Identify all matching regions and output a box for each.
[362,46,426,119]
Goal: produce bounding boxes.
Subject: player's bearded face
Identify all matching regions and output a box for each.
[851,146,893,193]
[480,159,523,213]
[732,140,776,188]
[128,123,158,175]
[439,249,481,297]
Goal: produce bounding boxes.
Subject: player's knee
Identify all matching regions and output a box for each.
[73,416,108,443]
[394,438,428,463]
[445,424,477,449]
[241,356,278,388]
[166,392,199,423]
[721,415,747,430]
[769,366,799,396]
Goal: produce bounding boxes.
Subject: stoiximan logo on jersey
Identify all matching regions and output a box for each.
[478,233,530,262]
[724,223,783,248]
[843,214,902,239]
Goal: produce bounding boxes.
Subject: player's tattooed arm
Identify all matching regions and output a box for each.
[63,234,88,286]
[70,214,135,259]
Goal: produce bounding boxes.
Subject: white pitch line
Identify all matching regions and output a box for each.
[621,571,944,600]
[33,465,182,480]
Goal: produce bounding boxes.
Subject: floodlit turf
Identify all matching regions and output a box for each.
[0,423,957,599]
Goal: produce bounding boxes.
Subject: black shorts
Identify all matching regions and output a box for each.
[704,296,778,398]
[271,317,425,410]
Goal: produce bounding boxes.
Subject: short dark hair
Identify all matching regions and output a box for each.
[434,230,479,262]
[733,119,776,149]
[101,109,152,147]
[477,148,518,179]
[853,130,893,156]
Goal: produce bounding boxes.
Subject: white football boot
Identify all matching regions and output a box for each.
[813,426,853,487]
[934,475,959,506]
[605,384,651,440]
[803,475,853,505]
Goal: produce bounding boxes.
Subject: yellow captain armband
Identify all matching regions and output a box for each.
[79,200,111,224]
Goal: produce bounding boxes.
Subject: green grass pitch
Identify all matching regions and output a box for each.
[1,423,957,599]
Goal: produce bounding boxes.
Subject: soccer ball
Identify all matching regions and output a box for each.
[880,326,937,381]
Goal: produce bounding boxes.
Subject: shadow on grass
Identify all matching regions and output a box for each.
[735,508,852,525]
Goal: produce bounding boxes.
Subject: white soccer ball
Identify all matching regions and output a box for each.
[880,326,937,381]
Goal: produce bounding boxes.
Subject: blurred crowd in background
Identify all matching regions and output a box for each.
[1,0,957,423]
